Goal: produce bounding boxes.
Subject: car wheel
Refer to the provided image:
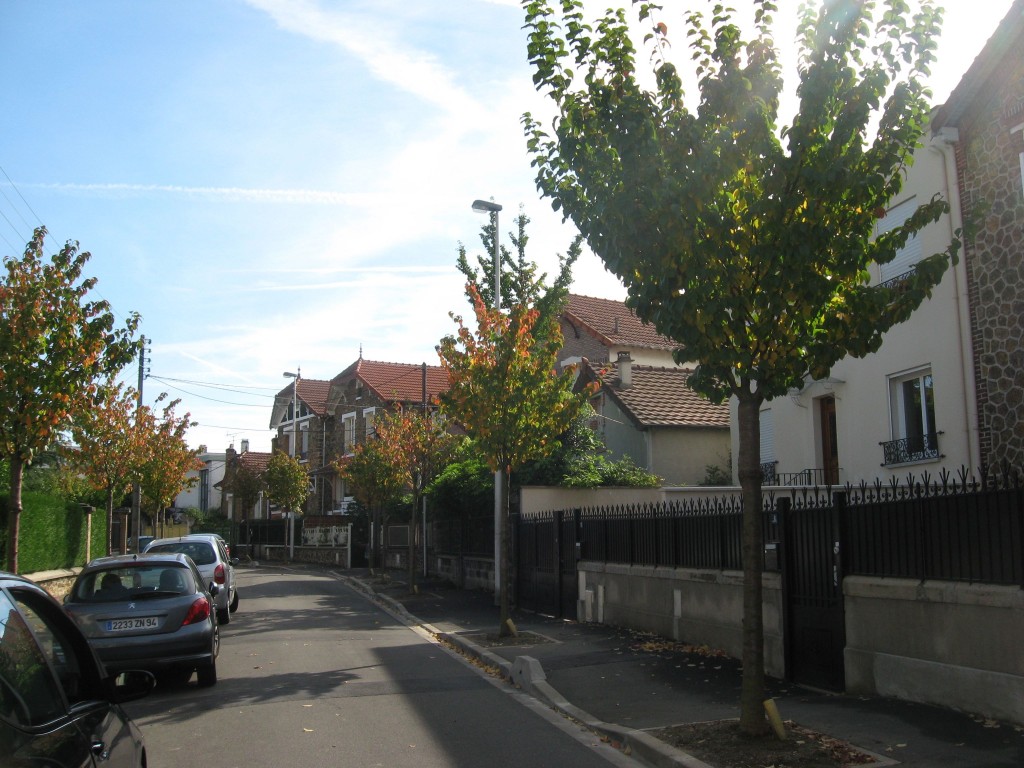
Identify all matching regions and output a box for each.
[196,660,217,688]
[217,607,230,625]
[229,589,239,613]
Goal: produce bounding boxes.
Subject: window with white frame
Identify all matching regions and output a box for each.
[342,413,356,454]
[885,368,939,464]
[876,196,922,283]
[363,407,377,440]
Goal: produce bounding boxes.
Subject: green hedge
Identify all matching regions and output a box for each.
[0,492,107,574]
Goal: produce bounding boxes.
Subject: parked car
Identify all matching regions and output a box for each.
[144,534,239,624]
[63,553,220,687]
[0,570,154,766]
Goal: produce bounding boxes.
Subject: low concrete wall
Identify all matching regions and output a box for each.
[844,576,1024,724]
[577,561,785,678]
[435,555,493,592]
[262,545,351,567]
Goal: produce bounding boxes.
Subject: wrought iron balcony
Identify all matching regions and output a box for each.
[880,432,942,466]
[760,461,778,485]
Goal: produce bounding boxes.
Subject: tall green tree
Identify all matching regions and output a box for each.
[438,285,594,636]
[0,228,139,572]
[337,434,405,569]
[522,0,957,733]
[265,449,309,525]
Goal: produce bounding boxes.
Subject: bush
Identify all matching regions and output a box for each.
[0,491,106,573]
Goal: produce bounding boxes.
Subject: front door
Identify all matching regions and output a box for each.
[819,396,839,485]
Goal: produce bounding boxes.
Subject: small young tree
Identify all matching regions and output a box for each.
[0,228,139,571]
[373,407,457,592]
[67,380,148,555]
[138,396,202,536]
[265,450,309,552]
[223,464,267,521]
[522,0,957,733]
[438,285,594,636]
[337,435,405,569]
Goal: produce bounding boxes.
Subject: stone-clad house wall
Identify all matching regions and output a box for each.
[954,52,1024,468]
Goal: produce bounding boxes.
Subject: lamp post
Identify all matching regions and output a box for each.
[283,369,300,559]
[471,198,503,606]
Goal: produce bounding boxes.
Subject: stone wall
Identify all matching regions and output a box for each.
[958,50,1024,468]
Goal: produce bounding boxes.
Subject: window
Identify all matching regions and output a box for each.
[759,408,776,483]
[363,407,376,440]
[342,413,356,454]
[884,368,939,464]
[876,196,922,283]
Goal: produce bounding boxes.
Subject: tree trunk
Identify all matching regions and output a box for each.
[5,456,24,573]
[497,468,514,637]
[737,392,768,735]
[407,493,419,593]
[106,487,116,556]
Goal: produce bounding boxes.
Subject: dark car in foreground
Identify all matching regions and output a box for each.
[63,553,220,687]
[0,570,154,767]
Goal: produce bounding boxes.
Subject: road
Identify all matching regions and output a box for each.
[123,566,637,768]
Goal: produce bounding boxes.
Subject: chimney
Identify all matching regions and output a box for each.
[617,351,633,388]
[240,439,250,453]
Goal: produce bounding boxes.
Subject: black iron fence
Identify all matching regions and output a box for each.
[522,467,1024,588]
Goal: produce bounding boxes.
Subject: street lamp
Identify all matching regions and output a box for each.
[471,199,502,310]
[472,198,504,606]
[283,369,300,558]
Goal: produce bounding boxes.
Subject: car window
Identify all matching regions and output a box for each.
[149,541,215,566]
[0,589,67,726]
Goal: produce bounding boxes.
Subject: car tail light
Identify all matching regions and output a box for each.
[182,597,211,626]
[214,563,226,584]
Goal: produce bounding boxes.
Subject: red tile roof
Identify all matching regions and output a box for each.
[596,362,729,428]
[333,358,449,404]
[239,451,272,473]
[564,294,677,351]
[275,378,332,416]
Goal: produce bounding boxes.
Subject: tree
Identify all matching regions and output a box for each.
[522,0,957,733]
[66,381,148,555]
[0,227,139,572]
[336,435,405,569]
[264,449,309,538]
[373,407,457,592]
[138,396,202,535]
[438,285,594,636]
[223,463,267,522]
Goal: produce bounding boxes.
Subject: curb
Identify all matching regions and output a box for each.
[337,573,706,768]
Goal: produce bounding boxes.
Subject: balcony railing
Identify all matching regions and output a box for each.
[880,432,942,466]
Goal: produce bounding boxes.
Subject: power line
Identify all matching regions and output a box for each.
[148,376,272,407]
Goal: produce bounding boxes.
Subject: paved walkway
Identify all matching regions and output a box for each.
[334,568,1024,768]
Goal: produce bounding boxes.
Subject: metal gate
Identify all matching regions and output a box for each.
[779,496,846,691]
[515,510,579,618]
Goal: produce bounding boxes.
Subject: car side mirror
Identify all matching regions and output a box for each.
[109,670,156,703]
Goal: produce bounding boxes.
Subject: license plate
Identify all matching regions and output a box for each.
[106,617,160,632]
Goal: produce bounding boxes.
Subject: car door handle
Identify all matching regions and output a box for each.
[91,739,109,759]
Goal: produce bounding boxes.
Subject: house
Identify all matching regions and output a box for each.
[738,1,1024,486]
[577,354,731,485]
[558,293,680,369]
[558,294,729,484]
[172,448,225,514]
[218,443,272,521]
[271,375,333,515]
[930,0,1024,471]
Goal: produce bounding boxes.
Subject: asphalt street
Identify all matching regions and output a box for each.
[123,567,638,768]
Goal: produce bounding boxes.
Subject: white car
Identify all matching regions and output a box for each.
[144,534,238,624]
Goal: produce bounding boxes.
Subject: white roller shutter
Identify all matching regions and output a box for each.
[877,196,922,282]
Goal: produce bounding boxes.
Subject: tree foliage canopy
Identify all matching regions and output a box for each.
[265,450,309,515]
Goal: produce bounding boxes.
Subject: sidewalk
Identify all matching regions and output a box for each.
[341,568,1024,768]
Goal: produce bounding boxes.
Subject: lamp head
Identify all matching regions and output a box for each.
[471,199,502,213]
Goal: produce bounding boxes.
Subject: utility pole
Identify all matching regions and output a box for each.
[132,335,149,550]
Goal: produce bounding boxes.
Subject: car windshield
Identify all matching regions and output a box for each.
[147,541,216,566]
[70,565,194,602]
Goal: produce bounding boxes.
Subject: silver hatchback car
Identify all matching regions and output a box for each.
[144,534,238,624]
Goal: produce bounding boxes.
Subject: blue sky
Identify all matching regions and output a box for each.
[0,0,1013,453]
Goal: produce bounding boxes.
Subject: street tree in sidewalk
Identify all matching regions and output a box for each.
[373,407,457,593]
[0,227,139,572]
[336,435,405,570]
[222,463,267,522]
[438,284,595,637]
[138,395,202,536]
[66,380,148,555]
[265,449,309,528]
[522,0,958,733]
